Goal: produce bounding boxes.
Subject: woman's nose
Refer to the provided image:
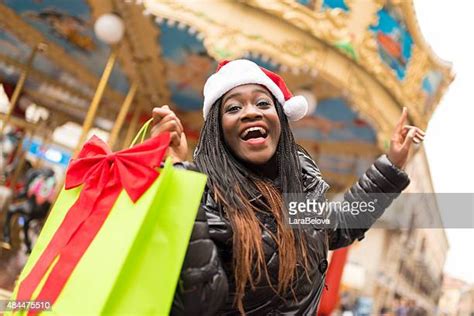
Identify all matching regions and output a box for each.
[240,104,263,121]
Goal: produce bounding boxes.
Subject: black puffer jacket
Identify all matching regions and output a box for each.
[171,151,410,315]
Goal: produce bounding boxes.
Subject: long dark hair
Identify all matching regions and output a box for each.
[194,96,310,313]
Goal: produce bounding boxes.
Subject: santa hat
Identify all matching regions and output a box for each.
[203,59,308,121]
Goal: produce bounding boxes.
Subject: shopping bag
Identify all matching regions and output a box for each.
[9,121,207,315]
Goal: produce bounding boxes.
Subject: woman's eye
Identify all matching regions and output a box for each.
[227,105,241,112]
[257,100,271,107]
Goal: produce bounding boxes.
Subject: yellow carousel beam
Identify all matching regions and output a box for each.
[74,47,119,157]
[122,103,143,149]
[0,44,43,134]
[108,82,137,149]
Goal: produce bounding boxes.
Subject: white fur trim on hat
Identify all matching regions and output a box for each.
[283,95,308,121]
[203,59,285,119]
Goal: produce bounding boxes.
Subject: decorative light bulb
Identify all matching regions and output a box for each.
[94,14,125,45]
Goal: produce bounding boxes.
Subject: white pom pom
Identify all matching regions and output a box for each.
[283,96,308,121]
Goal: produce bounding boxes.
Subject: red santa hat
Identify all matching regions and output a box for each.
[203,59,308,121]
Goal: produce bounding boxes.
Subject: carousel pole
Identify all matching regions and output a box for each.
[122,104,144,149]
[73,13,125,157]
[73,47,118,157]
[0,43,46,135]
[108,82,138,149]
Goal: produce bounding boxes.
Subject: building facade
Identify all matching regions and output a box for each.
[340,147,449,314]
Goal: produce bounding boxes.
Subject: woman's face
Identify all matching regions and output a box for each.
[220,84,281,165]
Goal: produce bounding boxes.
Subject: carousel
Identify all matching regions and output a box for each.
[0,0,452,305]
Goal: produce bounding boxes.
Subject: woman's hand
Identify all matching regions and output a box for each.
[387,107,425,169]
[151,105,188,163]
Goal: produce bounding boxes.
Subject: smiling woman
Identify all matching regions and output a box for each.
[150,59,423,315]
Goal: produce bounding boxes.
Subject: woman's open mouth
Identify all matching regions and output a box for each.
[240,126,268,145]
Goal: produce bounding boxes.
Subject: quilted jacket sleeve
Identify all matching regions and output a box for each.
[299,150,410,251]
[171,163,229,316]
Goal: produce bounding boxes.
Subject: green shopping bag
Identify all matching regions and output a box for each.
[9,121,207,315]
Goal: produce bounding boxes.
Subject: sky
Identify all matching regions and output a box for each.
[414,1,474,283]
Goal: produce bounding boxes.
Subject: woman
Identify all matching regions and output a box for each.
[151,59,424,315]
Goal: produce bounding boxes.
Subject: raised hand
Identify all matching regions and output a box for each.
[151,105,188,162]
[387,107,425,169]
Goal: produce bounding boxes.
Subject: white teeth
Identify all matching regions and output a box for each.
[242,127,266,138]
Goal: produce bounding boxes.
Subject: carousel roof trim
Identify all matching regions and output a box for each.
[399,0,455,109]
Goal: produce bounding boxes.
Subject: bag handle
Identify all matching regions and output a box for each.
[130,118,154,147]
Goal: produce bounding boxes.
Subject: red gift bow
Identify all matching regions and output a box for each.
[17,133,170,315]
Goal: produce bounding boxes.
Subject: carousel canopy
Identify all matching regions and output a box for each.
[0,0,453,191]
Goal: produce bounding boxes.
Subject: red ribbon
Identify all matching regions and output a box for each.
[17,133,170,315]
